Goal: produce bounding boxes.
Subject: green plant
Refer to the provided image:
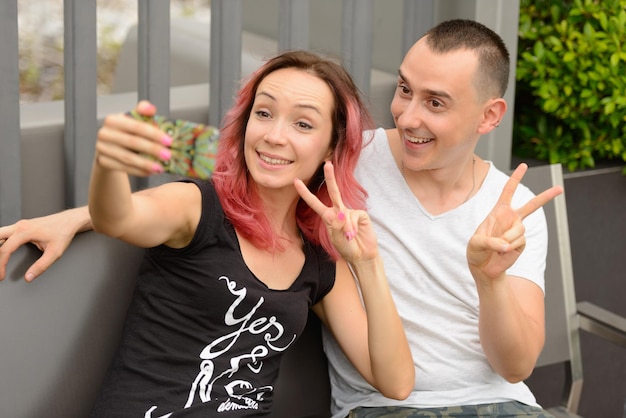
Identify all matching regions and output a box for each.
[515,0,626,171]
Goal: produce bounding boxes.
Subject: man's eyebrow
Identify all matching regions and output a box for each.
[397,69,453,101]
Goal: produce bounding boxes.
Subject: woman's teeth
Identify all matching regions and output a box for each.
[260,154,291,165]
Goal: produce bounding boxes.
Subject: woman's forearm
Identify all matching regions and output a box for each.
[350,255,414,399]
[88,161,135,238]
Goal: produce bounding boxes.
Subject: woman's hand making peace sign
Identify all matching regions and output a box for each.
[294,161,378,264]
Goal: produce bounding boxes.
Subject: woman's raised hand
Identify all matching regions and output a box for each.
[95,100,172,177]
[294,161,378,263]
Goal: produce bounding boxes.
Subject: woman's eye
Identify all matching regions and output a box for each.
[296,121,313,130]
[255,110,270,118]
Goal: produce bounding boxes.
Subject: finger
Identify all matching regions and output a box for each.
[24,252,60,282]
[505,235,526,253]
[469,235,511,256]
[499,222,525,248]
[0,241,7,280]
[136,100,157,116]
[487,237,513,254]
[517,185,564,220]
[322,162,359,240]
[344,209,362,242]
[0,232,11,247]
[0,235,26,280]
[0,224,14,241]
[128,101,172,146]
[110,113,171,147]
[125,104,173,149]
[294,178,328,217]
[496,163,528,206]
[323,161,347,211]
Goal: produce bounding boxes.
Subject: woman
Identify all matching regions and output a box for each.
[87,50,413,417]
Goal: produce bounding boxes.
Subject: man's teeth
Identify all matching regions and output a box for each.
[406,135,432,144]
[260,154,291,165]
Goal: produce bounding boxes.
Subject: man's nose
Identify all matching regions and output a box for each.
[396,100,423,128]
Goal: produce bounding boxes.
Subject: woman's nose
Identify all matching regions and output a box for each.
[265,121,288,145]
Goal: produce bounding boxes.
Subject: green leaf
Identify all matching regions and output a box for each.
[563,51,577,62]
[534,41,546,58]
[604,101,616,114]
[564,85,573,96]
[598,12,609,30]
[611,52,620,67]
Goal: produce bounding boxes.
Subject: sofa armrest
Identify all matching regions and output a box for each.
[577,301,626,349]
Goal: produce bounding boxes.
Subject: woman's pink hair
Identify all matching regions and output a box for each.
[212,50,374,260]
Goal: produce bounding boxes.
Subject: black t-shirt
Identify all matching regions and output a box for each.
[91,180,335,417]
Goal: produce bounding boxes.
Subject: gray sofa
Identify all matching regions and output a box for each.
[1,231,331,418]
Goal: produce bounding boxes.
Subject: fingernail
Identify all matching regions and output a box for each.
[141,102,157,113]
[337,211,346,221]
[161,135,173,146]
[25,273,35,282]
[159,148,172,161]
[345,231,354,241]
[152,163,164,174]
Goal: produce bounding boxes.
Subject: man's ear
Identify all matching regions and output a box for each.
[478,98,507,134]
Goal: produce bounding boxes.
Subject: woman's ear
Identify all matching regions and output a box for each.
[478,97,507,134]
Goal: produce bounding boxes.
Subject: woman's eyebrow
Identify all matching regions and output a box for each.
[255,90,276,101]
[256,90,323,116]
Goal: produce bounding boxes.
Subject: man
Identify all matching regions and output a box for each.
[0,19,559,418]
[324,19,556,417]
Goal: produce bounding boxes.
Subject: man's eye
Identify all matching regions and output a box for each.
[397,83,410,95]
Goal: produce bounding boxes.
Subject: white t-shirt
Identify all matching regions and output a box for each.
[323,128,546,418]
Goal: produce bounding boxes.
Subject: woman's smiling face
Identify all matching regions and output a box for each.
[244,67,335,192]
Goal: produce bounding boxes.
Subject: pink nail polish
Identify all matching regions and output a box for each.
[345,231,354,241]
[161,135,173,146]
[338,211,346,221]
[152,163,164,174]
[159,148,171,161]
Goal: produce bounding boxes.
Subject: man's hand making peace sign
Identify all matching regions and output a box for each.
[467,163,564,285]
